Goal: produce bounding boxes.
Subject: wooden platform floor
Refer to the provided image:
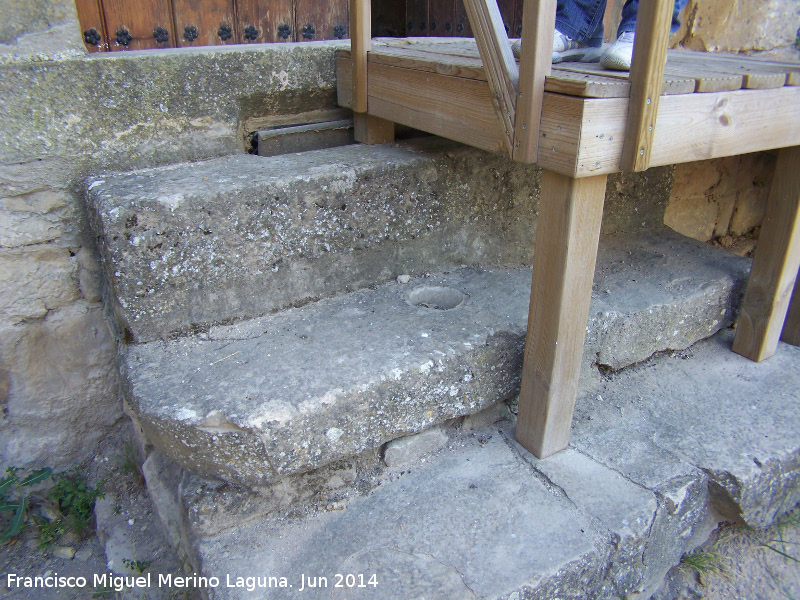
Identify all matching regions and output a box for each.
[337,38,800,176]
[366,37,800,98]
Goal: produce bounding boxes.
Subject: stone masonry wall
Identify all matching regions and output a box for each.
[1,0,797,471]
[0,0,345,471]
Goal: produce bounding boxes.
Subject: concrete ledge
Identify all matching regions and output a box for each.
[122,229,750,486]
[1,41,345,169]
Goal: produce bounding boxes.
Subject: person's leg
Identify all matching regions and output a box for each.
[511,0,606,63]
[555,0,607,46]
[617,0,688,36]
[602,0,688,70]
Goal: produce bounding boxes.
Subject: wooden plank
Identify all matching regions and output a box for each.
[557,62,697,96]
[407,0,429,36]
[369,47,488,80]
[684,51,800,86]
[351,0,371,113]
[367,62,508,153]
[102,0,175,50]
[296,0,349,41]
[512,0,556,163]
[662,63,743,93]
[172,0,235,47]
[540,85,800,178]
[620,0,673,171]
[782,276,800,347]
[649,87,800,168]
[667,53,785,90]
[354,113,395,144]
[430,0,457,36]
[235,0,293,43]
[462,0,519,155]
[733,146,800,362]
[545,71,631,98]
[337,55,354,108]
[515,170,608,458]
[75,0,108,52]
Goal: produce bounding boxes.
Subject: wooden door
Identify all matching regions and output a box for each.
[407,0,429,36]
[236,0,294,43]
[101,0,176,50]
[75,0,108,52]
[295,0,349,41]
[429,0,456,36]
[172,0,237,47]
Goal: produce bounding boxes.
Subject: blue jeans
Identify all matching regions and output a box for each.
[556,0,688,46]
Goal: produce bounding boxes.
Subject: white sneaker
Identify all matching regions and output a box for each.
[511,30,603,64]
[601,31,635,71]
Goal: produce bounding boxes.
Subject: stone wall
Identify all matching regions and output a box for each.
[0,0,344,471]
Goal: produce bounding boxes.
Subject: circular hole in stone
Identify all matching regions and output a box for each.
[406,286,468,311]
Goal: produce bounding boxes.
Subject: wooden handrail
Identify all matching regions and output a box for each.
[620,0,673,171]
[350,0,370,114]
[462,0,520,154]
[513,0,557,164]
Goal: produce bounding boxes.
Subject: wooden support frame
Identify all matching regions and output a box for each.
[513,0,557,164]
[733,146,800,361]
[515,171,608,458]
[782,275,800,347]
[462,0,519,154]
[620,0,673,172]
[349,0,394,144]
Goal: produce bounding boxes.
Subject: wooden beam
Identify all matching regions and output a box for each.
[350,0,370,113]
[462,0,519,155]
[513,0,557,164]
[367,62,508,153]
[782,275,800,347]
[733,146,800,362]
[353,113,394,144]
[619,0,673,172]
[533,86,800,178]
[336,56,800,176]
[516,170,607,458]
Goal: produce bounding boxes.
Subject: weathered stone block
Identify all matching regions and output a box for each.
[675,0,800,52]
[0,189,75,248]
[384,427,449,468]
[0,245,80,322]
[0,302,122,470]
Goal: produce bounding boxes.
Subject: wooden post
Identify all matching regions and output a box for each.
[782,275,800,347]
[462,0,519,155]
[733,146,800,361]
[349,0,394,144]
[350,0,370,114]
[619,0,673,172]
[516,170,608,458]
[513,0,557,164]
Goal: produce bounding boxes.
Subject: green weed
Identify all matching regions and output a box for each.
[680,548,727,577]
[0,467,52,542]
[49,469,105,538]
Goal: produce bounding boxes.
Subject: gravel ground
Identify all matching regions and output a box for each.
[0,436,197,600]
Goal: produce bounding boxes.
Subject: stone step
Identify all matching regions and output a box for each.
[122,228,750,487]
[144,329,800,600]
[86,137,672,343]
[86,138,540,342]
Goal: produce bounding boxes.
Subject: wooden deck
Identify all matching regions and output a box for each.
[337,4,800,461]
[337,38,800,178]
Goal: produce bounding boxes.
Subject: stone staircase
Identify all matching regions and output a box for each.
[85,137,800,599]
